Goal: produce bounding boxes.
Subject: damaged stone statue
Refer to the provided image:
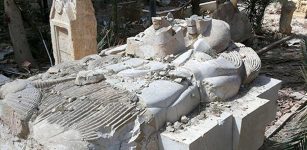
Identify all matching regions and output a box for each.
[0,13,263,149]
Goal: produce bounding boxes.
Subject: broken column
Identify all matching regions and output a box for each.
[50,0,97,64]
[279,1,297,34]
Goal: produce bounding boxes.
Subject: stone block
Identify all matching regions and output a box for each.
[231,76,282,150]
[159,113,233,150]
[231,98,276,150]
[50,0,97,64]
[159,76,281,150]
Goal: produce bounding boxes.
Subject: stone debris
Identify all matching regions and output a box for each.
[173,121,183,130]
[75,70,105,85]
[180,116,189,124]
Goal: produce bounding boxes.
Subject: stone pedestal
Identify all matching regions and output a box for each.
[50,0,97,64]
[159,76,282,150]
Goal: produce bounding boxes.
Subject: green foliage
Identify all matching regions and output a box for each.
[243,0,273,33]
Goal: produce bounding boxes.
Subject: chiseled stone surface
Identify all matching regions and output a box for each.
[50,0,97,64]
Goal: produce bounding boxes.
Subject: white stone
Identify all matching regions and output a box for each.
[75,70,105,85]
[172,50,193,67]
[159,113,233,150]
[104,58,146,73]
[193,39,212,54]
[117,61,167,78]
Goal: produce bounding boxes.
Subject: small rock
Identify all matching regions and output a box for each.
[225,104,231,108]
[66,106,75,111]
[173,121,183,130]
[68,97,77,103]
[80,96,87,101]
[56,91,61,95]
[199,111,206,119]
[174,78,182,83]
[166,122,172,126]
[51,108,57,113]
[47,67,60,74]
[166,126,175,132]
[180,116,189,124]
[159,71,167,76]
[75,70,105,86]
[136,90,142,94]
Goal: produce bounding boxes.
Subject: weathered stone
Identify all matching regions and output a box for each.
[213,1,253,42]
[50,0,97,64]
[126,16,186,59]
[180,116,189,124]
[75,69,105,85]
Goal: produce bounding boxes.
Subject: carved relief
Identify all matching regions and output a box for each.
[50,0,97,64]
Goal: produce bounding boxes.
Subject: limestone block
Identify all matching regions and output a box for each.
[231,97,276,150]
[159,113,233,150]
[229,76,281,150]
[50,0,97,64]
[75,69,105,85]
[248,75,282,101]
